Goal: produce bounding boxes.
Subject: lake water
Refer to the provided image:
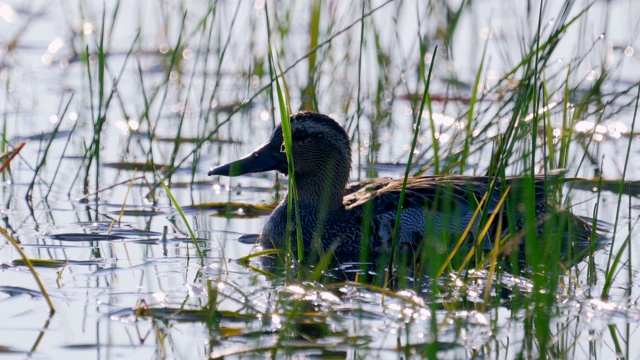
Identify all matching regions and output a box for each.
[0,0,639,358]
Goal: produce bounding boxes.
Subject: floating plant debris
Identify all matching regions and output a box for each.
[154,135,239,144]
[110,307,257,323]
[47,233,125,241]
[182,202,275,217]
[107,209,167,217]
[102,161,172,172]
[10,130,74,143]
[11,258,106,268]
[570,178,640,197]
[237,233,260,244]
[0,286,44,298]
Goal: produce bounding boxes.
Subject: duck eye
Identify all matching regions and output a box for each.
[280,142,286,153]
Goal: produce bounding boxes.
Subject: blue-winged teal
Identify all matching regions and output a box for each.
[209,111,606,265]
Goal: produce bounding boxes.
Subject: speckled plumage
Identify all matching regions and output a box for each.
[209,111,606,265]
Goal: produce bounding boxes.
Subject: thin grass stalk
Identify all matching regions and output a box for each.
[627,189,633,302]
[150,11,188,137]
[272,53,303,262]
[157,170,204,265]
[0,227,55,314]
[45,112,78,200]
[529,4,557,354]
[111,169,137,229]
[489,1,580,178]
[195,4,217,124]
[0,142,24,173]
[558,66,572,169]
[135,57,154,164]
[458,187,510,272]
[148,1,395,196]
[105,0,121,46]
[355,0,365,181]
[56,260,70,288]
[384,45,438,287]
[82,9,137,198]
[541,79,553,172]
[300,0,321,110]
[264,3,303,264]
[1,79,8,181]
[424,83,438,175]
[91,7,107,195]
[580,172,605,288]
[524,0,545,270]
[481,207,504,313]
[169,14,199,177]
[433,188,491,278]
[203,2,239,123]
[460,37,488,173]
[602,83,640,297]
[81,52,95,194]
[26,94,73,199]
[356,0,374,270]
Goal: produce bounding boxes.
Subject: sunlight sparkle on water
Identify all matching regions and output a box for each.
[159,43,170,54]
[82,20,94,35]
[271,314,282,328]
[480,27,490,39]
[115,120,130,135]
[435,133,450,143]
[523,101,558,122]
[0,2,16,23]
[152,292,169,306]
[41,53,52,65]
[586,69,599,81]
[607,121,628,138]
[128,118,140,131]
[574,120,594,132]
[594,124,606,133]
[319,291,341,303]
[48,37,64,54]
[624,46,635,57]
[287,284,305,295]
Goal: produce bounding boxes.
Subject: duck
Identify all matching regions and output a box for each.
[208,111,606,267]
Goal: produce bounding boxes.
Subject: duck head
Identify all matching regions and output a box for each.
[208,112,352,196]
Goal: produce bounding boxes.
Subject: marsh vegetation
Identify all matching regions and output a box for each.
[0,0,639,358]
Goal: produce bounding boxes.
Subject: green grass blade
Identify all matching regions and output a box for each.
[0,227,55,314]
[156,171,204,265]
[384,45,438,287]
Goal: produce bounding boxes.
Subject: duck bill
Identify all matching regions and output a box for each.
[208,141,278,176]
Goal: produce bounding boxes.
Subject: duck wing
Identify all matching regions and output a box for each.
[344,174,562,213]
[342,175,561,251]
[344,176,497,212]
